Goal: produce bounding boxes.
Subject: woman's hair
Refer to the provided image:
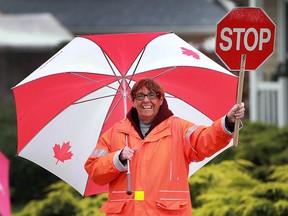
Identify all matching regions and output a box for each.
[130,78,164,101]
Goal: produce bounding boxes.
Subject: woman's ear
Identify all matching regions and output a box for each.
[160,97,164,105]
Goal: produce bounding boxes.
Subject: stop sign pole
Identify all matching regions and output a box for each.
[215,7,276,146]
[233,54,246,146]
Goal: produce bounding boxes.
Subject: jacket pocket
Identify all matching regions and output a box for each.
[155,200,188,214]
[100,201,126,214]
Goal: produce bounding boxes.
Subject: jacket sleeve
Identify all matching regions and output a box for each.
[185,116,233,162]
[84,128,127,186]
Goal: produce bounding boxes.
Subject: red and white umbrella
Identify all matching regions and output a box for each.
[13,32,237,196]
[0,151,11,216]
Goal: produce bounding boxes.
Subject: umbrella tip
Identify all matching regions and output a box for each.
[126,190,132,195]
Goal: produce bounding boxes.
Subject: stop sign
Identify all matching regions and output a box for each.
[215,7,276,71]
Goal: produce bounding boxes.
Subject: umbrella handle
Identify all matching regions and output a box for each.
[125,134,132,195]
[126,160,132,195]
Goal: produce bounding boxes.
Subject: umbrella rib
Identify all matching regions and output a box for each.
[126,47,177,84]
[104,95,123,123]
[104,94,132,123]
[101,51,123,88]
[152,66,177,79]
[127,48,146,86]
[72,93,121,105]
[70,72,119,92]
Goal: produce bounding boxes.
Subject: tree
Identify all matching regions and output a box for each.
[0,103,58,204]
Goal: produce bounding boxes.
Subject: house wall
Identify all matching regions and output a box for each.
[260,0,279,80]
[0,47,61,104]
[249,0,288,126]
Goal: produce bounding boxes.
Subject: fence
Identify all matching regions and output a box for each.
[251,77,288,127]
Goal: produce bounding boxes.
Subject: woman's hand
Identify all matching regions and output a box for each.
[227,102,245,123]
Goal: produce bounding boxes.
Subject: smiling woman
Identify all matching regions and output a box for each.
[131,79,164,124]
[85,77,245,216]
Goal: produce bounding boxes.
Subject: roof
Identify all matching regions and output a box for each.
[0,13,73,48]
[0,0,228,34]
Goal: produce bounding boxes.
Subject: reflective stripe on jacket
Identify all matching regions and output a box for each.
[85,116,233,216]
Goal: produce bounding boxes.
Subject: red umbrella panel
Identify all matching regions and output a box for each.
[12,32,237,196]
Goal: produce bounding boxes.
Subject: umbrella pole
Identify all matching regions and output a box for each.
[123,80,132,195]
[126,134,132,195]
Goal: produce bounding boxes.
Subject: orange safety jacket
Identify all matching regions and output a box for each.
[85,111,233,215]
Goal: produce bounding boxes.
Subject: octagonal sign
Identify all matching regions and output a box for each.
[215,7,276,71]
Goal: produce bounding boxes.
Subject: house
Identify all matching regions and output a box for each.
[0,0,232,103]
[0,13,73,103]
[0,0,232,37]
[248,0,288,127]
[0,0,287,127]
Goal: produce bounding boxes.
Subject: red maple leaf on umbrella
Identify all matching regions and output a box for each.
[181,47,200,59]
[53,141,73,164]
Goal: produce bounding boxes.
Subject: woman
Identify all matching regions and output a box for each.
[85,78,245,215]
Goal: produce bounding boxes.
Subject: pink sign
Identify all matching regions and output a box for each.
[0,151,11,216]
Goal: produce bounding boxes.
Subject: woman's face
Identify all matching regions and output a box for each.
[133,86,163,124]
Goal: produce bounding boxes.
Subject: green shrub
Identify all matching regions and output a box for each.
[190,160,288,216]
[78,193,108,216]
[14,181,108,216]
[268,164,288,183]
[251,182,288,202]
[274,200,288,216]
[241,198,276,216]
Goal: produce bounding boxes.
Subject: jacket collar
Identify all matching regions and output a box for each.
[127,98,173,139]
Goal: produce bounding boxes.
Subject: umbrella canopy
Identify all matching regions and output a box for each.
[0,151,11,216]
[12,32,237,196]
